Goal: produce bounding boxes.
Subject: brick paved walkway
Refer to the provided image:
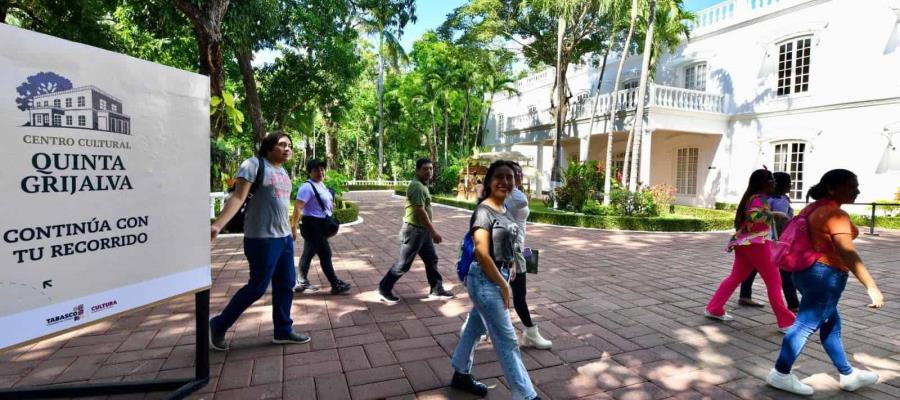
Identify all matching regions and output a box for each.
[2,191,898,400]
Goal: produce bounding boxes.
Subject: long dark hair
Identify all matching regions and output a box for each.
[734,169,774,230]
[772,172,791,196]
[807,169,857,201]
[258,130,292,158]
[477,160,517,204]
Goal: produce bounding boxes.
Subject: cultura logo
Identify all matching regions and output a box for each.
[91,300,117,314]
[16,72,131,134]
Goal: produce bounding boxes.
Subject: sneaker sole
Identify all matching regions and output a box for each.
[427,294,454,300]
[703,311,734,321]
[379,294,400,304]
[272,337,311,345]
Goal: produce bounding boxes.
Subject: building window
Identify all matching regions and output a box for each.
[496,113,504,132]
[111,104,118,112]
[99,99,107,110]
[124,121,129,134]
[77,96,85,107]
[527,105,537,114]
[52,115,61,126]
[684,62,707,91]
[66,116,73,125]
[35,114,43,124]
[65,98,72,108]
[777,37,811,96]
[43,101,49,107]
[78,115,86,126]
[53,99,61,108]
[676,148,699,195]
[774,141,806,199]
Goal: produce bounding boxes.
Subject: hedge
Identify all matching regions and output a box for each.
[850,215,900,231]
[333,199,360,224]
[396,190,731,231]
[347,184,406,191]
[673,205,733,219]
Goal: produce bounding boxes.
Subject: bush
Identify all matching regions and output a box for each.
[610,189,659,217]
[333,198,359,224]
[290,170,349,199]
[673,205,733,219]
[552,161,605,212]
[347,184,406,191]
[433,164,462,195]
[850,215,900,231]
[715,202,738,211]
[647,184,676,212]
[527,210,732,231]
[582,200,616,216]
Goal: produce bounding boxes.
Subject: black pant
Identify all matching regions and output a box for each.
[379,223,444,293]
[299,216,341,287]
[510,271,533,328]
[740,269,800,309]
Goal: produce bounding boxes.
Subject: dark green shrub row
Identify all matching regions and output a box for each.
[527,210,732,231]
[347,184,406,191]
[673,205,734,219]
[334,199,360,224]
[715,202,738,211]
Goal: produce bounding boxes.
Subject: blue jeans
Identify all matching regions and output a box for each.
[451,262,537,400]
[211,236,296,337]
[775,262,852,375]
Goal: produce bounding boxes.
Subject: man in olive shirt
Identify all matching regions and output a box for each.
[378,158,454,304]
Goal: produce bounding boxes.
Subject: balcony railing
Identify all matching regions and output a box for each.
[499,84,725,133]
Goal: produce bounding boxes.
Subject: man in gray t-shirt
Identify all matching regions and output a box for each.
[208,131,310,351]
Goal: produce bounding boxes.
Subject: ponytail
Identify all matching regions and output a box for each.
[806,169,856,202]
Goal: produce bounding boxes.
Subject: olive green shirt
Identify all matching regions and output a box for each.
[403,179,432,226]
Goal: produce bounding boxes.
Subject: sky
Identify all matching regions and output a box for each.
[254,0,726,67]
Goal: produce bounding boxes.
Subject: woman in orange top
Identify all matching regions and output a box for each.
[767,169,885,396]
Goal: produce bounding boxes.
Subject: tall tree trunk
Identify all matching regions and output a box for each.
[628,0,657,191]
[376,30,385,180]
[443,101,449,166]
[622,122,636,183]
[477,94,494,149]
[429,109,438,163]
[551,16,567,186]
[1,4,8,21]
[175,0,230,190]
[602,0,638,204]
[584,36,613,164]
[324,112,338,170]
[461,88,470,157]
[236,46,267,146]
[353,132,360,179]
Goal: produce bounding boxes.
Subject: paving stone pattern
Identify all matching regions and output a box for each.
[1,191,898,400]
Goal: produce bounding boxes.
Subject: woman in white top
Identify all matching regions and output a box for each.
[506,162,552,349]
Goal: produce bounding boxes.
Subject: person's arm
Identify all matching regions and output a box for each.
[413,206,442,244]
[506,191,528,212]
[833,234,884,308]
[473,227,511,309]
[211,179,252,240]
[291,200,306,241]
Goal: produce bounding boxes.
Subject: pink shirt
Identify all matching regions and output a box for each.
[727,194,774,251]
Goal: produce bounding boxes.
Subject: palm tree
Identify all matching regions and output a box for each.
[354,0,416,181]
[624,0,693,189]
[476,72,519,149]
[602,0,639,205]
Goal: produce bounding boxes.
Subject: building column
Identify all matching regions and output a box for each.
[579,130,591,162]
[535,142,544,196]
[638,127,653,188]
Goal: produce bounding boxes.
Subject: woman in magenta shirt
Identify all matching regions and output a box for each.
[704,169,795,332]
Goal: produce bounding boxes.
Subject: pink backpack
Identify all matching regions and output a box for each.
[772,200,832,272]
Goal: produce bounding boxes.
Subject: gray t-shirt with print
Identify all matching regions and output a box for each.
[236,157,292,239]
[470,203,521,266]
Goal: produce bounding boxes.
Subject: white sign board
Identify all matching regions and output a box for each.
[0,25,211,351]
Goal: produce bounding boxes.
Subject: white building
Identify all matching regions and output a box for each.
[28,86,131,134]
[486,0,900,206]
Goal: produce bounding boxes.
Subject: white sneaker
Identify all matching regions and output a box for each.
[704,310,734,321]
[840,368,879,392]
[766,368,814,396]
[521,326,552,349]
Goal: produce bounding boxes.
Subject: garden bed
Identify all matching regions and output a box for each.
[347,184,407,191]
[395,190,732,232]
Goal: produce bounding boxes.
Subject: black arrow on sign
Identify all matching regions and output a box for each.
[43,280,52,288]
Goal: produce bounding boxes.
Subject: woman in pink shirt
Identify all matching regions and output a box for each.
[704,169,796,332]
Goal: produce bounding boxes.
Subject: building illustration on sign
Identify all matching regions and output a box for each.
[16,72,131,134]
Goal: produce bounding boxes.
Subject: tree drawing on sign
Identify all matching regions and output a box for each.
[15,72,73,112]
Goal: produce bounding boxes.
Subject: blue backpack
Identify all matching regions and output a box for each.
[456,231,476,282]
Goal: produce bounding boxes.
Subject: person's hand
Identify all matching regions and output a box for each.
[867,287,885,308]
[431,230,443,244]
[500,283,512,309]
[210,225,220,241]
[509,267,517,283]
[291,228,298,242]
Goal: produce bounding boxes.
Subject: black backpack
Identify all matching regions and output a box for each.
[222,157,265,234]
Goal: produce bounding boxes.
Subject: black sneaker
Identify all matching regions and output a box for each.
[272,331,311,345]
[294,279,320,293]
[209,318,228,351]
[428,287,455,300]
[330,280,352,295]
[450,371,488,396]
[379,289,400,304]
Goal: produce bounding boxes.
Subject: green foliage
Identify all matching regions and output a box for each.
[610,189,659,217]
[347,184,407,191]
[646,184,676,211]
[552,160,605,212]
[582,200,616,216]
[715,202,739,211]
[211,91,245,133]
[326,170,351,196]
[673,205,733,219]
[433,163,463,195]
[850,215,900,230]
[333,199,360,224]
